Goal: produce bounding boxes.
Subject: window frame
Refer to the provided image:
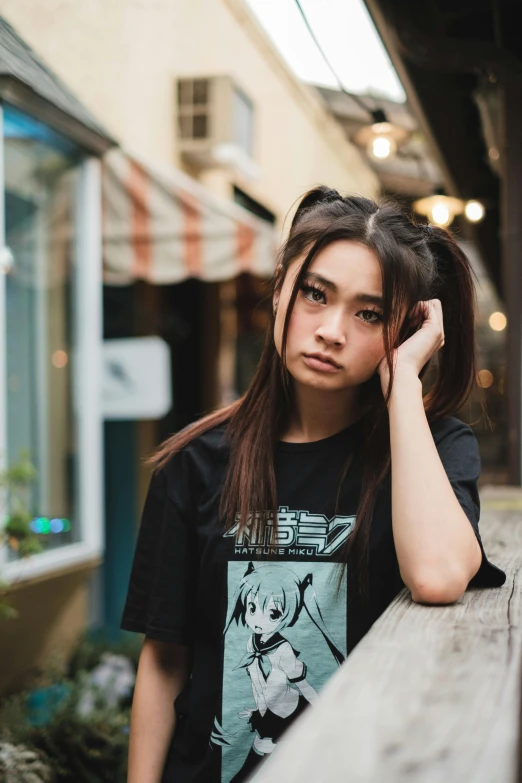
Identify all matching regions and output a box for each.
[0,104,104,584]
[233,84,254,158]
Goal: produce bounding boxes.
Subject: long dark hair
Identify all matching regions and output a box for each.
[152,187,478,598]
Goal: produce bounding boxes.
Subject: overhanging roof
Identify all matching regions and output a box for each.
[363,0,522,297]
[0,16,116,155]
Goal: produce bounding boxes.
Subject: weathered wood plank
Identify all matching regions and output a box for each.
[251,489,522,783]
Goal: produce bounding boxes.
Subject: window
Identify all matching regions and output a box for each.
[2,107,81,556]
[1,105,103,576]
[233,87,254,157]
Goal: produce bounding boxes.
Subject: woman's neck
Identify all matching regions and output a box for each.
[281,382,362,443]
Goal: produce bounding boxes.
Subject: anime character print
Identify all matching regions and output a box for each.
[214,561,346,782]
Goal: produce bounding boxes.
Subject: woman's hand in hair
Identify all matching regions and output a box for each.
[378,298,445,398]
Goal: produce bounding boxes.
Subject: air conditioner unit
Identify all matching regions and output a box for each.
[176,75,258,178]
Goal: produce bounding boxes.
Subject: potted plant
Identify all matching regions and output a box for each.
[0,451,42,620]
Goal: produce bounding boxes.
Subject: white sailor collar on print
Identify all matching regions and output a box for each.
[235,632,302,680]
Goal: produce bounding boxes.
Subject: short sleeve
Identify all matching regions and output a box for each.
[432,417,506,589]
[120,450,197,644]
[279,643,306,683]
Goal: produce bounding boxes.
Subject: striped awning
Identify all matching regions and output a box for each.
[102,149,277,285]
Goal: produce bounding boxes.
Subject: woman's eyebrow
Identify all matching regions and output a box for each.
[304,273,383,306]
[305,272,337,291]
[356,293,383,307]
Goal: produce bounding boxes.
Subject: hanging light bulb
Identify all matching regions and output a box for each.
[353,110,408,162]
[414,191,487,228]
[464,200,485,222]
[430,201,451,227]
[369,132,396,160]
[413,192,465,228]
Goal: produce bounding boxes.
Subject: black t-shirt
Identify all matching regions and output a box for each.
[121,416,505,783]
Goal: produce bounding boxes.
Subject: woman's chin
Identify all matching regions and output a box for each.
[290,368,350,391]
[288,365,377,392]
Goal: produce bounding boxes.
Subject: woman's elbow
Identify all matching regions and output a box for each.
[408,541,483,605]
[407,573,468,605]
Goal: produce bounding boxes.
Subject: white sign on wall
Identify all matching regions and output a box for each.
[102,336,172,420]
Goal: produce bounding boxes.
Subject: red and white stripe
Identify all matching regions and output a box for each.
[102,149,276,285]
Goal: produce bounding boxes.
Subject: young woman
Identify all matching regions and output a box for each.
[122,188,505,783]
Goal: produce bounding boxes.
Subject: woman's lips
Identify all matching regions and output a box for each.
[303,354,342,373]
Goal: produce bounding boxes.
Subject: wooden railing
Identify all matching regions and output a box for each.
[252,486,522,783]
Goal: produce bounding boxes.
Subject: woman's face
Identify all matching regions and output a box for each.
[273,240,387,392]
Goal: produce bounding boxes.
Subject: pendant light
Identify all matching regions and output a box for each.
[413,193,464,227]
[413,189,486,228]
[293,1,409,162]
[352,109,409,162]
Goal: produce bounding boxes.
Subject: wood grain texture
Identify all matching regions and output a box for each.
[251,488,522,783]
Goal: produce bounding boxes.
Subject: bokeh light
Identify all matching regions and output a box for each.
[370,136,394,160]
[30,517,71,534]
[431,202,451,227]
[464,200,485,222]
[489,311,507,331]
[477,369,494,388]
[52,350,68,368]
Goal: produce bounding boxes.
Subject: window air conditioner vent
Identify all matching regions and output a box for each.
[176,75,257,178]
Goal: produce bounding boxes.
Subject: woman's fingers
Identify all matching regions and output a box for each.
[409,299,444,344]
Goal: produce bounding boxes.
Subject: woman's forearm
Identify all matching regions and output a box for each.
[387,368,482,604]
[128,639,191,783]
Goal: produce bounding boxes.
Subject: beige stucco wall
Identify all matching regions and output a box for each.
[0,0,379,224]
[0,565,95,695]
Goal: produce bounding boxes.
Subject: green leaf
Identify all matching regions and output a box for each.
[0,450,38,488]
[5,513,32,539]
[18,538,43,558]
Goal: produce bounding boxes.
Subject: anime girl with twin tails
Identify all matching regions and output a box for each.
[222,562,344,782]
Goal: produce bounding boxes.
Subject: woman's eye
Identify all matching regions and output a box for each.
[269,609,282,621]
[358,309,382,324]
[248,603,256,615]
[302,284,326,304]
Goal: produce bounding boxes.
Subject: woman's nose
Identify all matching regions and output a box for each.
[316,312,346,346]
